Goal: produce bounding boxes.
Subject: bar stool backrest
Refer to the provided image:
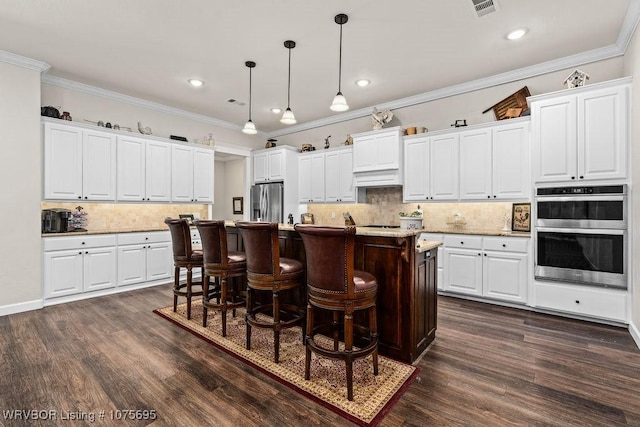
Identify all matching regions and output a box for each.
[165,218,194,262]
[193,220,228,267]
[235,221,280,276]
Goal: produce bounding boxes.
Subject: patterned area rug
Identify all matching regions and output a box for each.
[154,300,418,426]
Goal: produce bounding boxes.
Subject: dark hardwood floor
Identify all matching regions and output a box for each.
[1,285,639,426]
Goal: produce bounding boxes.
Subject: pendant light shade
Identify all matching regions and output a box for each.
[280,40,297,125]
[242,61,258,135]
[330,13,349,112]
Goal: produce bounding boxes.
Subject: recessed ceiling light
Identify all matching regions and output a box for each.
[355,79,371,87]
[271,107,282,114]
[188,79,204,87]
[506,28,527,40]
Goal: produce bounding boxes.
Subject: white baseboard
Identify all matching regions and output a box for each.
[630,321,640,350]
[0,299,43,317]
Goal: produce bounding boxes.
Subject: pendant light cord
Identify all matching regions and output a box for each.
[338,23,343,93]
[249,66,253,120]
[287,47,292,108]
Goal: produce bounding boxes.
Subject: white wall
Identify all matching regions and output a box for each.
[622,25,640,344]
[211,159,246,221]
[0,62,43,313]
[274,58,625,148]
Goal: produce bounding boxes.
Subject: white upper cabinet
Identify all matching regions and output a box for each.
[459,120,530,200]
[530,78,629,183]
[403,132,458,201]
[117,136,171,202]
[298,152,325,203]
[352,126,403,187]
[325,147,355,203]
[44,122,116,201]
[253,148,287,183]
[171,145,214,203]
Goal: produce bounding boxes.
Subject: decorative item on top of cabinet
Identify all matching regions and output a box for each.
[371,107,393,130]
[564,69,590,88]
[451,119,468,127]
[324,135,331,149]
[482,86,531,120]
[344,134,353,145]
[265,138,277,148]
[137,121,152,135]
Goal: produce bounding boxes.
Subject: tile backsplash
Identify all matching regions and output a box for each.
[41,202,209,231]
[306,187,516,232]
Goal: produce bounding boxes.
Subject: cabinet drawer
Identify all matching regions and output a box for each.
[117,231,170,245]
[443,235,482,250]
[43,234,117,251]
[535,282,627,322]
[420,233,443,242]
[483,237,528,253]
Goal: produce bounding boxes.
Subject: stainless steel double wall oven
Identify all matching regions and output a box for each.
[534,185,627,289]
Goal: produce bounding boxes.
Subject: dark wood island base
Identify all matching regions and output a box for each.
[226,224,439,364]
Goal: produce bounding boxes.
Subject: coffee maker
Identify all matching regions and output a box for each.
[42,208,72,233]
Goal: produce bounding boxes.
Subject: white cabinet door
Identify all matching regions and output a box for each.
[82,130,117,201]
[430,133,459,200]
[310,153,325,202]
[44,249,84,298]
[171,144,194,202]
[298,154,313,203]
[146,242,173,282]
[578,86,628,181]
[117,136,147,201]
[532,96,577,183]
[117,244,147,286]
[337,149,355,202]
[352,135,376,172]
[253,152,268,183]
[483,251,527,303]
[44,123,83,200]
[375,132,400,170]
[193,148,214,203]
[459,128,492,200]
[145,140,171,201]
[267,150,284,181]
[83,247,117,292]
[443,247,482,296]
[492,121,530,199]
[403,137,430,201]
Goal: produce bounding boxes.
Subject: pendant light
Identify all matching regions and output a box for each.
[330,13,349,112]
[280,40,297,125]
[242,61,257,134]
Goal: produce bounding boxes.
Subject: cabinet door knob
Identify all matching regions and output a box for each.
[460,241,464,245]
[502,244,506,247]
[78,196,82,199]
[579,176,584,179]
[84,196,88,200]
[478,253,481,256]
[483,253,487,256]
[81,242,85,245]
[493,195,496,198]
[85,251,88,254]
[571,176,576,180]
[78,252,82,255]
[487,196,490,199]
[575,300,580,304]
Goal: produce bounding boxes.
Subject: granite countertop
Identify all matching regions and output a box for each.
[415,240,442,253]
[43,223,529,238]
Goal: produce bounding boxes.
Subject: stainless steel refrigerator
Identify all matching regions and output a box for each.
[250,182,284,223]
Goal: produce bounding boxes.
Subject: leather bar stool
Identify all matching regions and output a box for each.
[294,224,379,401]
[165,218,204,320]
[193,220,246,336]
[235,221,305,363]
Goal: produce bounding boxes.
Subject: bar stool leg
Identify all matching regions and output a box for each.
[332,311,340,351]
[173,266,180,312]
[202,274,210,327]
[273,290,281,363]
[304,303,313,380]
[370,305,379,376]
[186,266,193,320]
[221,276,228,337]
[246,287,252,350]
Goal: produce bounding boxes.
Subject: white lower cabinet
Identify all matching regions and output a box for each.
[534,281,627,323]
[43,235,117,299]
[117,232,173,286]
[443,235,529,304]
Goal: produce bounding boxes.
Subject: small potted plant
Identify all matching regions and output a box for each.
[398,209,423,230]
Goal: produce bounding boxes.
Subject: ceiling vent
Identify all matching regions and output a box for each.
[471,0,497,17]
[226,98,246,106]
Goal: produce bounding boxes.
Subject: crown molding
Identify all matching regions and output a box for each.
[0,50,50,73]
[617,0,640,51]
[41,74,245,132]
[266,44,624,138]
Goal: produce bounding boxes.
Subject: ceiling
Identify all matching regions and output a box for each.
[0,0,635,136]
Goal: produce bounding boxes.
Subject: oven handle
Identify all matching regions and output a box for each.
[535,195,626,203]
[536,227,626,235]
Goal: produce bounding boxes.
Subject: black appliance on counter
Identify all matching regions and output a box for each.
[42,208,72,233]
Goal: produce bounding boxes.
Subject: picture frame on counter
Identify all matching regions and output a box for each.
[511,203,531,232]
[233,197,243,214]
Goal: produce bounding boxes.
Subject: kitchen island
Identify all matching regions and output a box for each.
[225,224,441,364]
